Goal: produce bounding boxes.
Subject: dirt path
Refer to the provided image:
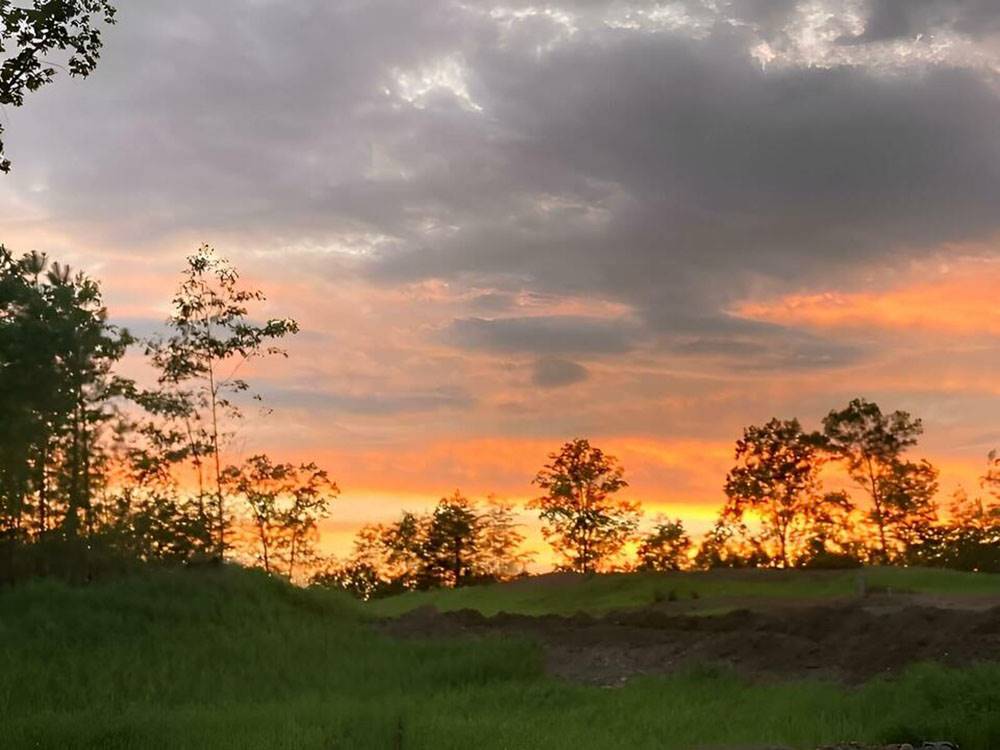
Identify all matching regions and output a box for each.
[382,595,1000,686]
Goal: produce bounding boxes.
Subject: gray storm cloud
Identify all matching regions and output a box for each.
[1,0,999,371]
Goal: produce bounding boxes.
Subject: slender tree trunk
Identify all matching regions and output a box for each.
[207,360,225,559]
[866,456,889,562]
[81,419,93,538]
[775,508,789,569]
[581,532,592,574]
[778,525,788,569]
[183,416,206,523]
[37,440,48,535]
[257,518,270,573]
[66,394,82,538]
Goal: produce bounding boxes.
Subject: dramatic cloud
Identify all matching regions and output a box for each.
[844,0,1000,42]
[1,0,998,555]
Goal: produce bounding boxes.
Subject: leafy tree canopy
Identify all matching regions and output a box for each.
[1,0,116,171]
[530,439,639,574]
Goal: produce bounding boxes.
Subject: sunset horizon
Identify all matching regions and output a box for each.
[3,0,1000,565]
[4,2,1000,748]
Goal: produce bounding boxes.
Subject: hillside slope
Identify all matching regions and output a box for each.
[2,567,999,749]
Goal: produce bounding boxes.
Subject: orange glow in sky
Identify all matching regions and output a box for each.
[2,0,999,566]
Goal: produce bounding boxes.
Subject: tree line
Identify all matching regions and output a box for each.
[323,423,1000,599]
[0,245,335,583]
[2,246,998,593]
[312,492,533,599]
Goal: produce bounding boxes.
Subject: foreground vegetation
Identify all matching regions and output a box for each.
[3,566,1000,750]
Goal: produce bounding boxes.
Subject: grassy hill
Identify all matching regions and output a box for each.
[2,566,1000,749]
[367,565,1000,617]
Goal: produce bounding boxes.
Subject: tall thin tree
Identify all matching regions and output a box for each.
[147,246,298,558]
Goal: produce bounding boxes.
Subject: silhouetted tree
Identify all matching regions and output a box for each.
[0,247,131,578]
[421,491,480,587]
[222,454,337,580]
[320,493,533,598]
[147,246,298,559]
[636,517,690,571]
[944,469,1000,572]
[530,439,640,573]
[315,517,420,597]
[46,260,132,541]
[879,458,939,555]
[478,495,532,580]
[693,516,770,569]
[97,485,211,565]
[313,524,398,599]
[279,461,337,581]
[0,249,51,543]
[822,398,932,562]
[723,418,831,568]
[795,491,864,569]
[378,512,427,590]
[984,450,1000,503]
[1,0,117,171]
[912,456,1000,572]
[311,557,383,601]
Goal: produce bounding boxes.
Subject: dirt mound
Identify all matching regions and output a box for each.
[382,598,1000,686]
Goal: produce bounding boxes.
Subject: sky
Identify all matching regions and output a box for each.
[1,0,999,561]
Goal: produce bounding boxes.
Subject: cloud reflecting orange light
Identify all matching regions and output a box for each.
[735,261,1000,336]
[5,224,997,565]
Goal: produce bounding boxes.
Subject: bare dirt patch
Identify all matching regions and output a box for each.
[381,594,1000,686]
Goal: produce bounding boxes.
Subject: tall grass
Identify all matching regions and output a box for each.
[2,567,998,749]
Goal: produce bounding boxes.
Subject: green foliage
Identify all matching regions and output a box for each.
[0,246,133,579]
[0,0,116,172]
[530,439,640,573]
[4,568,1000,749]
[0,245,335,584]
[96,486,212,565]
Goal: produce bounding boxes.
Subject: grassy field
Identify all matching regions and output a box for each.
[367,566,1000,617]
[2,566,1000,749]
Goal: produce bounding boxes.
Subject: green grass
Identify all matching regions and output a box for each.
[367,566,1000,617]
[2,567,999,749]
